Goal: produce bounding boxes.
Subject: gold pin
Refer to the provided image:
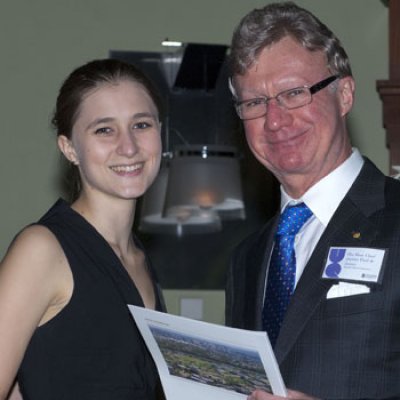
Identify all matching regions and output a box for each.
[352,231,361,239]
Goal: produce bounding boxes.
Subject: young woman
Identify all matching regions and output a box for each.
[0,59,166,400]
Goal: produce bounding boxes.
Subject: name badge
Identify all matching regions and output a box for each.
[322,247,386,283]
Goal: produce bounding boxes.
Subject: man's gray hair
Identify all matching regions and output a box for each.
[229,1,352,78]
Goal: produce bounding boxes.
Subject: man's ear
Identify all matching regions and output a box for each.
[339,76,355,117]
[57,135,79,165]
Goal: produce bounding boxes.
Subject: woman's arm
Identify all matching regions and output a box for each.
[6,382,22,400]
[0,225,71,399]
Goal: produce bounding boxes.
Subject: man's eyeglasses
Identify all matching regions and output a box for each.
[234,75,338,121]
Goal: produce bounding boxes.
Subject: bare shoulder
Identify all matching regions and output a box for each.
[0,224,72,312]
[7,223,60,251]
[3,224,64,269]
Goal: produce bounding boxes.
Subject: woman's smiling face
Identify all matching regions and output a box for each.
[59,79,162,201]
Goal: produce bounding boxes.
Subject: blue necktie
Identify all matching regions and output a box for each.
[262,203,313,347]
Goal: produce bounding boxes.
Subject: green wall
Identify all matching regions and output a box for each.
[0,0,388,257]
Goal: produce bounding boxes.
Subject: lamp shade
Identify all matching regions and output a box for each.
[138,160,222,236]
[164,145,245,220]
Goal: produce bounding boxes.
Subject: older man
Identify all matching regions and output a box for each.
[226,2,400,399]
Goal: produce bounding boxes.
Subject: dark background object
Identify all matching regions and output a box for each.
[174,43,228,90]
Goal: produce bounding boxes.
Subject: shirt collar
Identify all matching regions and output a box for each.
[280,148,364,226]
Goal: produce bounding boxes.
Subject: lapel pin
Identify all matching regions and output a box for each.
[352,231,361,239]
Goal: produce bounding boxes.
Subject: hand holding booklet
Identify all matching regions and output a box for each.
[129,305,287,400]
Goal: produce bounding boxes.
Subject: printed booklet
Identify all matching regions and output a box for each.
[129,305,287,400]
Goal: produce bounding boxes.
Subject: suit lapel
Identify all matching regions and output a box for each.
[274,159,385,364]
[244,217,278,330]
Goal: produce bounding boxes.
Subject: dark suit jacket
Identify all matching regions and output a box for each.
[226,159,400,399]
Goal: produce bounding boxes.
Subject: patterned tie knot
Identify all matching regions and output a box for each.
[276,203,313,237]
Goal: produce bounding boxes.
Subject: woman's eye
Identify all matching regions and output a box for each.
[133,121,152,130]
[94,127,112,135]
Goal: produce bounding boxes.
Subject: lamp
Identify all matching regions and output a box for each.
[164,145,245,221]
[138,40,245,236]
[138,158,222,236]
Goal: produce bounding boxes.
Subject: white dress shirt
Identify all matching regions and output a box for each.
[278,148,364,286]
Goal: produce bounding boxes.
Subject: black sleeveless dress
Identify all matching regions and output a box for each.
[17,199,165,400]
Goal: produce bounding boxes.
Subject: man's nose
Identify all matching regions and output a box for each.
[263,99,293,131]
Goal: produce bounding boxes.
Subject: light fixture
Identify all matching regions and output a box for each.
[161,39,183,47]
[160,40,184,89]
[138,158,222,236]
[163,145,245,221]
[138,40,245,236]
